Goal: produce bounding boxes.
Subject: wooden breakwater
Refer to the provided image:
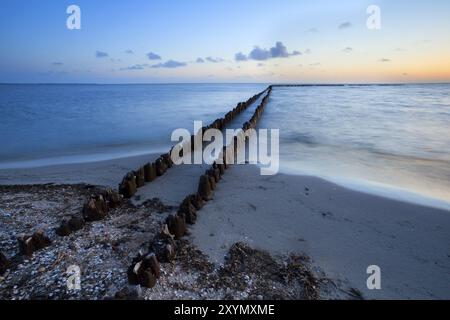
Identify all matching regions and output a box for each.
[1,85,274,292]
[127,87,273,289]
[52,87,270,239]
[117,87,269,199]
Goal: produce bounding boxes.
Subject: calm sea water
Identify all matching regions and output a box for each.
[259,84,450,206]
[0,83,449,206]
[0,84,267,167]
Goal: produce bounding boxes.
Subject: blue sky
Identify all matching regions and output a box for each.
[1,0,449,83]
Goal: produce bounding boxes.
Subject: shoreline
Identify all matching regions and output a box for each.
[0,146,169,170]
[2,152,449,212]
[0,153,161,188]
[190,165,450,299]
[277,167,450,212]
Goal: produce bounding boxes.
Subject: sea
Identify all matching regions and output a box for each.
[1,83,449,209]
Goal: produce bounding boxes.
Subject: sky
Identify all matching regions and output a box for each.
[0,0,449,83]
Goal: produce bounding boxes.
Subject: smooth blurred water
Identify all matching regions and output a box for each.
[0,84,267,167]
[1,83,449,205]
[259,84,450,205]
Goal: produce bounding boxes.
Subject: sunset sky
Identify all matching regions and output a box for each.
[1,0,449,83]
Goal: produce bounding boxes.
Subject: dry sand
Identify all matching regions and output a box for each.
[190,165,450,299]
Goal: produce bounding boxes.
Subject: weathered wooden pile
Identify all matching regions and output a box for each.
[0,251,11,276]
[54,188,123,238]
[17,230,52,257]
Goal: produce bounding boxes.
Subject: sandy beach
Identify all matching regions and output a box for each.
[1,154,449,299]
[0,153,160,187]
[191,165,450,299]
[3,0,450,310]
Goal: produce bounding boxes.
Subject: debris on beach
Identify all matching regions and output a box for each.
[17,230,52,256]
[0,251,10,275]
[0,184,328,300]
[149,225,177,263]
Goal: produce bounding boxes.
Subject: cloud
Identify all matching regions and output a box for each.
[194,56,224,63]
[52,62,64,66]
[342,47,353,53]
[270,41,291,58]
[147,52,162,60]
[96,51,109,58]
[235,52,248,61]
[205,57,224,63]
[304,49,311,54]
[244,42,300,61]
[248,46,272,61]
[125,50,134,54]
[39,70,68,76]
[379,58,391,62]
[121,65,144,71]
[151,60,187,68]
[338,22,352,29]
[120,64,149,71]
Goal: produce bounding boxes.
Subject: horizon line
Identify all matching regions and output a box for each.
[1,82,450,86]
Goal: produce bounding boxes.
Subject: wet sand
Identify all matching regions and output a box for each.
[0,153,160,187]
[190,165,450,299]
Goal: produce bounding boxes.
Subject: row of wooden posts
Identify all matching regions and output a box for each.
[0,86,273,287]
[127,86,273,289]
[118,87,270,199]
